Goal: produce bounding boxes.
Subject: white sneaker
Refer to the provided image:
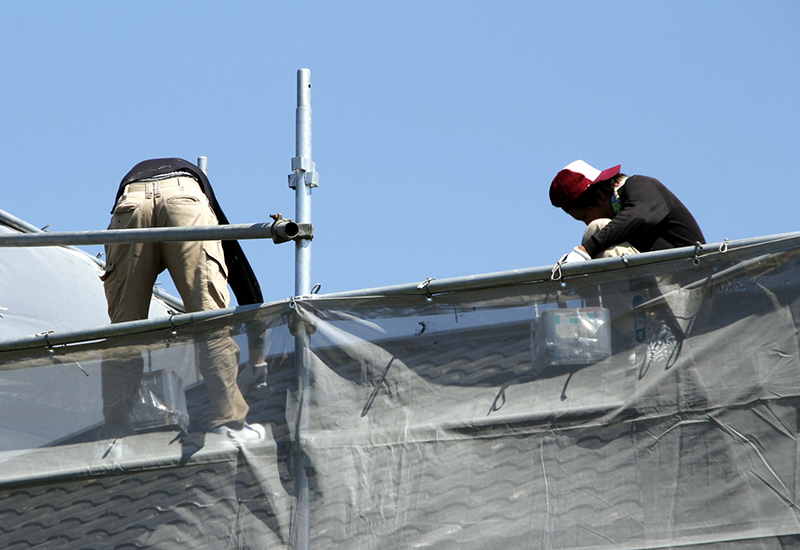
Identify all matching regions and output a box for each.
[212,423,266,443]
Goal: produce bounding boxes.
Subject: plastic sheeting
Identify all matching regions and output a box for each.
[3,235,800,548]
[0,217,191,451]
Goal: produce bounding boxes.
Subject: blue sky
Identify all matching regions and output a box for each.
[1,1,798,303]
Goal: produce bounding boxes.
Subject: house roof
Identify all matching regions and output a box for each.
[4,219,800,547]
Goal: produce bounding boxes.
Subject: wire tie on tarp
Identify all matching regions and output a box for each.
[719,238,729,254]
[416,277,436,290]
[361,357,395,417]
[489,386,506,414]
[311,283,321,295]
[417,277,436,301]
[693,242,703,266]
[74,360,88,376]
[35,331,87,376]
[35,330,55,352]
[62,356,89,376]
[47,351,89,376]
[550,260,564,281]
[169,314,178,336]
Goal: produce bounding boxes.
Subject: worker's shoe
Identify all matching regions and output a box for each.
[212,422,266,443]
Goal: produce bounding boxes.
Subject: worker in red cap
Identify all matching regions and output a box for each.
[549,160,705,262]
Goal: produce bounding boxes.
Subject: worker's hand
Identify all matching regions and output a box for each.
[560,246,591,264]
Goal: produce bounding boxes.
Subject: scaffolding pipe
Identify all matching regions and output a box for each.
[290,67,316,550]
[320,232,800,299]
[292,68,316,296]
[1,231,798,356]
[0,208,47,235]
[0,221,304,248]
[0,303,258,355]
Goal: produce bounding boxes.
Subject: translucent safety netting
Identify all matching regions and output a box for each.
[3,230,800,549]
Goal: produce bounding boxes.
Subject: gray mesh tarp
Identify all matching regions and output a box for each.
[2,234,800,548]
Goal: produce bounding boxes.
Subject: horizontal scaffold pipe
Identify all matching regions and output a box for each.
[0,303,264,355]
[0,222,297,248]
[319,231,800,299]
[2,230,800,354]
[0,220,309,247]
[0,208,43,234]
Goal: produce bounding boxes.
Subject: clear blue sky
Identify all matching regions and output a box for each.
[1,1,798,303]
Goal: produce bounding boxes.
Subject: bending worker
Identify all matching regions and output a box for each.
[549,160,705,262]
[100,157,265,442]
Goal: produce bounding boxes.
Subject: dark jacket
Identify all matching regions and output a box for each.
[114,158,263,305]
[583,175,705,258]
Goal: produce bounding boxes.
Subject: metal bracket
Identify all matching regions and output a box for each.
[295,223,314,240]
[269,214,314,243]
[291,156,315,172]
[288,171,319,190]
[288,157,319,189]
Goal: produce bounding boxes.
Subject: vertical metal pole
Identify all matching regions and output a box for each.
[197,155,208,175]
[290,68,317,550]
[293,68,315,295]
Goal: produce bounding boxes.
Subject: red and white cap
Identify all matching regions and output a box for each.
[549,160,621,209]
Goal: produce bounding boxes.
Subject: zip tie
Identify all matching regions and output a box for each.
[311,283,321,295]
[693,242,703,266]
[169,314,178,336]
[621,254,630,266]
[719,238,729,253]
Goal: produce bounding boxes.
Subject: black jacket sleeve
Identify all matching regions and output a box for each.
[583,175,704,258]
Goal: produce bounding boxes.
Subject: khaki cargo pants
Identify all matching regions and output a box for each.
[100,177,248,436]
